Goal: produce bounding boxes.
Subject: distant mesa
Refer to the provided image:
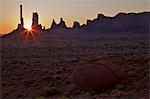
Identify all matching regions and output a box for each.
[85,12,150,33]
[46,11,150,33]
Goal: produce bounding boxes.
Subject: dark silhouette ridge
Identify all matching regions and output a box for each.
[47,12,150,34]
[83,12,150,33]
[1,5,150,37]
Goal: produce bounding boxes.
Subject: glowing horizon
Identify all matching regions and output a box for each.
[0,0,150,34]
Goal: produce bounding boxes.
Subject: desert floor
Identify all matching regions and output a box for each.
[1,33,149,99]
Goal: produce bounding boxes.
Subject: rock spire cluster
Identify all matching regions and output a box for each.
[15,5,149,34]
[50,18,67,29]
[17,5,43,31]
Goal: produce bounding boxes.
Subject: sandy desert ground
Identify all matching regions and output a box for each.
[1,32,149,99]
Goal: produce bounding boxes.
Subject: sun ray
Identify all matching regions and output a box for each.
[25,31,30,44]
[30,30,36,41]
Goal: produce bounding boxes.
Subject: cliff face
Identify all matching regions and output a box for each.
[49,12,149,34]
[83,12,150,33]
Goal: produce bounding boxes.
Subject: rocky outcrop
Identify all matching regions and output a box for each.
[32,12,42,30]
[48,12,149,34]
[58,18,67,28]
[84,12,150,33]
[50,18,67,30]
[27,12,149,34]
[50,19,57,29]
[73,21,80,29]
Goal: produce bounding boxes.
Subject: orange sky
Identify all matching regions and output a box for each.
[0,0,150,34]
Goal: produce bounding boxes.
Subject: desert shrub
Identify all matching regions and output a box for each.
[115,84,125,90]
[45,86,59,96]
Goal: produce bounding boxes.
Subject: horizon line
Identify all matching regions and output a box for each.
[1,11,149,35]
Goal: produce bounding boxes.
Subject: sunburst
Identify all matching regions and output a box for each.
[25,23,32,31]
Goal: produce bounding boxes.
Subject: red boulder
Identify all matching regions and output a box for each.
[72,60,125,91]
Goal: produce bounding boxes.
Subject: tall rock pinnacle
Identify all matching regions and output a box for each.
[17,5,25,30]
[31,12,42,30]
[20,5,24,27]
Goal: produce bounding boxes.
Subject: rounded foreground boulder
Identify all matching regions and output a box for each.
[72,60,125,91]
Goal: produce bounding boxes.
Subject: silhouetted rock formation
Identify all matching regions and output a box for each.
[48,12,149,34]
[43,26,45,30]
[14,5,43,32]
[73,21,80,29]
[51,19,57,29]
[32,12,42,30]
[86,20,92,26]
[49,18,67,30]
[58,18,67,28]
[2,11,150,37]
[16,5,25,31]
[3,5,45,38]
[83,12,150,33]
[17,24,25,31]
[20,5,24,27]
